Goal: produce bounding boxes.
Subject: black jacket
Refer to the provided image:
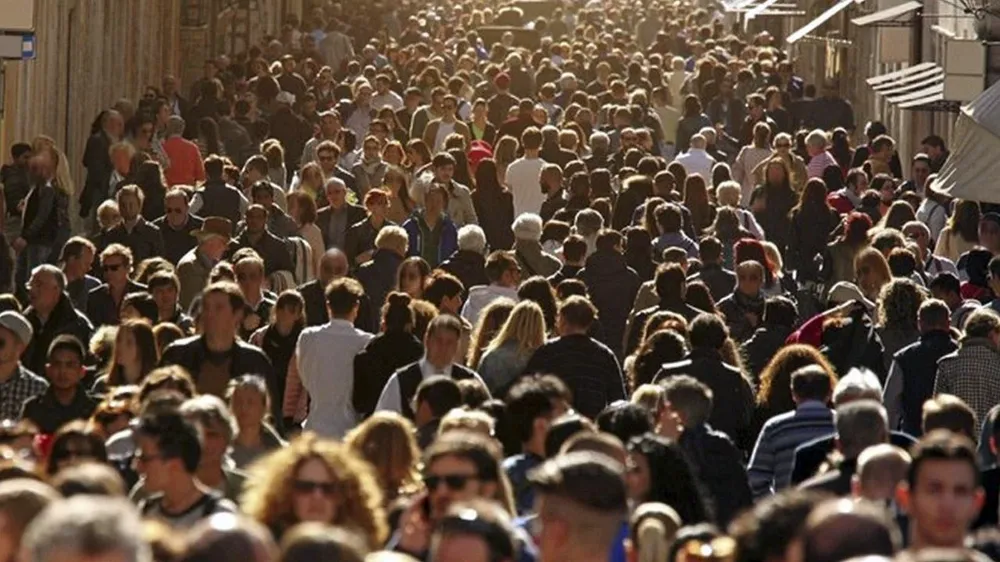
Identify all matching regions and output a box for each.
[196,180,244,226]
[654,348,756,451]
[579,251,641,358]
[396,361,480,420]
[524,334,626,419]
[612,180,651,231]
[716,291,765,343]
[21,386,99,435]
[269,107,312,173]
[99,218,164,265]
[24,294,94,376]
[688,265,736,303]
[153,214,204,265]
[229,230,294,275]
[799,458,857,497]
[790,431,916,485]
[344,217,394,268]
[680,424,753,527]
[893,330,958,436]
[741,325,795,383]
[440,251,488,298]
[355,250,404,328]
[86,280,148,328]
[352,331,424,419]
[548,264,582,287]
[21,181,61,245]
[159,335,275,398]
[316,204,367,250]
[471,189,515,252]
[788,207,840,282]
[624,299,705,357]
[81,130,113,216]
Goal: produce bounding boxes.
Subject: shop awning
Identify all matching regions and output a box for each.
[852,1,921,27]
[787,0,863,43]
[932,79,1000,203]
[867,63,946,108]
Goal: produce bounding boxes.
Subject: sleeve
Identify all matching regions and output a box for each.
[374,374,403,413]
[732,148,746,183]
[21,186,54,240]
[933,364,948,395]
[194,149,206,182]
[607,353,627,403]
[883,359,904,430]
[462,193,479,225]
[238,191,250,214]
[189,191,204,216]
[746,425,776,498]
[284,351,305,420]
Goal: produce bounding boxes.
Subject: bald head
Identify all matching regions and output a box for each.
[803,499,900,562]
[320,249,349,283]
[853,444,911,502]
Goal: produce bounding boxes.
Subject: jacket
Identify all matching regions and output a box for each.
[887,330,958,435]
[269,107,312,172]
[688,264,736,303]
[23,294,94,376]
[788,207,840,282]
[99,218,164,265]
[440,250,489,296]
[351,159,389,197]
[654,348,756,450]
[403,212,458,267]
[822,240,862,287]
[229,230,294,275]
[217,117,254,167]
[162,136,206,186]
[514,240,561,279]
[790,431,916,485]
[716,291,766,342]
[443,181,478,227]
[344,217,394,268]
[316,203,367,250]
[579,251,641,358]
[194,180,244,225]
[753,186,797,256]
[741,325,795,383]
[355,250,404,327]
[21,181,60,245]
[81,130,113,216]
[471,189,515,252]
[934,337,1000,426]
[524,334,626,419]
[160,335,275,398]
[86,280,148,328]
[679,424,753,526]
[176,247,213,310]
[352,331,424,419]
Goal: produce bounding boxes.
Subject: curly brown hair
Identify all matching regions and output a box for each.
[757,344,838,412]
[241,433,388,547]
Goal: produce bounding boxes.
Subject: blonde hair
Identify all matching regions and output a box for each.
[466,298,516,367]
[483,300,547,359]
[715,181,742,207]
[438,408,495,438]
[343,412,421,503]
[374,226,409,255]
[241,433,388,547]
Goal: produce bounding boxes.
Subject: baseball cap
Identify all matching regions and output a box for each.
[827,281,874,311]
[0,311,33,346]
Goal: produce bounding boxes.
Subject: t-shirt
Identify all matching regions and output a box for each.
[140,492,237,529]
[506,157,546,217]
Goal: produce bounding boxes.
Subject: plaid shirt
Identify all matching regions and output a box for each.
[934,337,1000,426]
[0,365,49,421]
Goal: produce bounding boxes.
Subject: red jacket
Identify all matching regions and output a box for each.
[163,136,206,187]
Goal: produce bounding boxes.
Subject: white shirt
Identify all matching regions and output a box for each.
[296,319,374,439]
[372,91,403,111]
[461,284,520,327]
[674,148,716,181]
[375,358,490,413]
[506,157,547,216]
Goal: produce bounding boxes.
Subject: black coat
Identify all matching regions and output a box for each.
[229,230,294,275]
[579,251,641,358]
[680,424,753,527]
[153,214,204,265]
[86,280,148,328]
[687,264,736,303]
[741,325,794,383]
[471,189,515,252]
[654,348,756,451]
[316,204,367,250]
[892,330,958,435]
[440,251,488,297]
[298,278,376,333]
[269,107,312,174]
[788,207,840,282]
[344,217,394,269]
[160,335,276,400]
[98,218,164,265]
[81,131,113,216]
[612,180,651,231]
[624,299,705,357]
[355,250,404,328]
[352,331,424,419]
[790,431,916,485]
[524,334,626,419]
[24,295,94,376]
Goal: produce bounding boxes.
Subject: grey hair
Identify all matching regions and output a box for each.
[590,131,610,152]
[23,496,150,562]
[180,394,238,444]
[833,367,882,405]
[806,129,829,149]
[325,176,348,192]
[31,264,67,292]
[165,115,186,137]
[835,400,889,458]
[457,224,487,254]
[574,208,604,236]
[689,134,707,149]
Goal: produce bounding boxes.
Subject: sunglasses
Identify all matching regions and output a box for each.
[103,263,124,272]
[424,473,476,491]
[292,479,337,496]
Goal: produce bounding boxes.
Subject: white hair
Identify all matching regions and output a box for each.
[31,264,67,292]
[590,131,610,152]
[23,497,150,562]
[806,129,829,149]
[512,213,544,241]
[574,208,604,236]
[833,367,883,405]
[325,176,347,191]
[457,224,487,254]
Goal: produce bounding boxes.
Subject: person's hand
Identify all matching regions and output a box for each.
[12,237,27,253]
[657,401,684,440]
[397,491,432,555]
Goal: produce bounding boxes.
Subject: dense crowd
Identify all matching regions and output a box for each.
[0,0,997,561]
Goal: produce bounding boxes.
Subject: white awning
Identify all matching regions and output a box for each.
[932,79,1000,202]
[851,1,921,27]
[867,63,946,109]
[787,0,864,43]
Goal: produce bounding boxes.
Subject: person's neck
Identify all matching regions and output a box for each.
[196,461,226,488]
[426,356,451,371]
[560,327,588,337]
[33,305,53,325]
[371,215,385,228]
[64,267,83,283]
[123,216,139,230]
[0,360,18,383]
[205,332,236,353]
[52,385,78,405]
[909,530,965,553]
[236,424,263,446]
[161,475,206,513]
[524,149,540,158]
[248,231,263,243]
[424,212,440,227]
[158,306,175,322]
[524,437,545,458]
[275,319,297,335]
[109,281,128,298]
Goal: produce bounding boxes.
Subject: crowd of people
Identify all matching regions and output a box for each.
[0,0,998,561]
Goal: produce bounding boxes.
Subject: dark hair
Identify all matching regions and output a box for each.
[907,430,980,489]
[557,295,597,330]
[518,277,558,332]
[46,422,109,477]
[562,235,588,263]
[730,491,827,562]
[47,335,86,364]
[135,408,202,473]
[929,272,961,296]
[627,434,712,524]
[325,278,364,316]
[424,431,502,484]
[631,330,687,390]
[595,402,652,444]
[791,365,834,402]
[505,378,556,444]
[544,414,595,457]
[381,292,415,332]
[654,263,686,302]
[763,296,798,327]
[413,375,462,418]
[423,273,465,310]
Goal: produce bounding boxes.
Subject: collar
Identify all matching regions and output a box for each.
[419,358,453,378]
[796,400,830,411]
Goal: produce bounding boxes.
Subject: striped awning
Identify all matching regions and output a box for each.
[867,62,946,109]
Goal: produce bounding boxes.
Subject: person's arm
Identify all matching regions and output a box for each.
[608,353,627,403]
[883,359,904,430]
[20,185,54,241]
[933,364,948,396]
[189,191,204,215]
[374,375,402,412]
[462,192,479,225]
[284,351,305,421]
[746,426,776,498]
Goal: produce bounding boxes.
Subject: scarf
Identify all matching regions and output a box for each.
[733,290,765,315]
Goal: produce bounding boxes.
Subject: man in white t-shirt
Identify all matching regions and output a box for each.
[674,133,716,181]
[506,126,547,217]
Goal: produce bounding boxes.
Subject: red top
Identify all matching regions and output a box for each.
[163,136,206,187]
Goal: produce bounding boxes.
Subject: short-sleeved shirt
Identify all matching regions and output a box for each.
[139,492,237,529]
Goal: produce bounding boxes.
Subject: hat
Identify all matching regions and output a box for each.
[467,143,493,169]
[0,311,32,346]
[827,281,874,310]
[191,217,234,243]
[276,91,296,105]
[493,72,511,89]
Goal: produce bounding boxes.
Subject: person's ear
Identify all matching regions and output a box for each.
[896,482,911,514]
[850,473,861,498]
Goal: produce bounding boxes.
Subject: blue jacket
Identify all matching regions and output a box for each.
[402,212,458,267]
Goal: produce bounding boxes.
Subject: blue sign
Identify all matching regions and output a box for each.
[21,33,34,59]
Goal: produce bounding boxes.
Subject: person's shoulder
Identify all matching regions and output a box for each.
[164,335,201,354]
[393,361,421,376]
[88,283,109,297]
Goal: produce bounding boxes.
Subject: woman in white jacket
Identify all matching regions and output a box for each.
[732,122,774,206]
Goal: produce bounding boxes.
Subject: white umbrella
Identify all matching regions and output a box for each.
[932,78,1000,203]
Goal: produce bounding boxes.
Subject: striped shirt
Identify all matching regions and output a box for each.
[747,401,835,498]
[806,150,838,179]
